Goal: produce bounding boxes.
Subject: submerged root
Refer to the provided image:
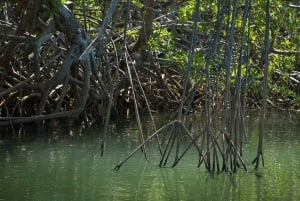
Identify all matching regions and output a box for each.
[252,151,265,169]
[114,119,248,173]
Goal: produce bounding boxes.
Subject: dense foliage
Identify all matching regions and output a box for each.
[1,1,299,123]
[69,0,299,108]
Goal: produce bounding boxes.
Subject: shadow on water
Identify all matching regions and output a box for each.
[0,109,299,201]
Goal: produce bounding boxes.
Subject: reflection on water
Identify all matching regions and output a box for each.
[0,110,299,201]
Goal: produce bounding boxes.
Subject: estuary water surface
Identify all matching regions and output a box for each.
[0,110,299,201]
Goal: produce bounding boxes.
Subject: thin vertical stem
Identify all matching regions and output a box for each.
[177,0,200,121]
[253,0,269,168]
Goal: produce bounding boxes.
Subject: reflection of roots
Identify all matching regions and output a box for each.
[114,119,247,173]
[252,151,264,169]
[159,120,205,168]
[221,132,247,172]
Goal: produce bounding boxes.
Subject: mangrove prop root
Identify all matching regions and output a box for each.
[114,121,176,171]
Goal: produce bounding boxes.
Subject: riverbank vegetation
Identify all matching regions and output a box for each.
[0,0,299,172]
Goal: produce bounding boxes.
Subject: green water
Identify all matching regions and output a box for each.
[0,111,299,201]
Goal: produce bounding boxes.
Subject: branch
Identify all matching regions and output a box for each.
[0,109,83,126]
[270,48,300,56]
[0,33,33,43]
[79,0,120,61]
[0,75,36,98]
[270,40,300,56]
[286,3,300,9]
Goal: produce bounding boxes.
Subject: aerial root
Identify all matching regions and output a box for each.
[252,152,265,169]
[114,119,248,173]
